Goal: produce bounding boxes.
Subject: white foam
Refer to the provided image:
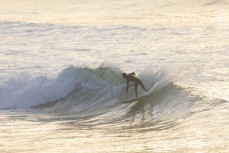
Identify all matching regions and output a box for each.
[0,66,79,109]
[0,65,124,109]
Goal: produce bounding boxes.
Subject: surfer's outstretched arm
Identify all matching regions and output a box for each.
[126,80,129,94]
[140,82,148,92]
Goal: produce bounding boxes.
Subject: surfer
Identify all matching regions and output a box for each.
[122,72,148,97]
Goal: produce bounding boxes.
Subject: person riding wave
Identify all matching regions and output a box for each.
[122,72,148,97]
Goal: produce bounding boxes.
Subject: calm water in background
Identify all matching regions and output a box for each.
[0,0,229,152]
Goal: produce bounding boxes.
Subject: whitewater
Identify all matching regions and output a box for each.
[0,0,229,152]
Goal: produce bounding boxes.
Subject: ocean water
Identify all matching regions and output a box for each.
[0,0,229,152]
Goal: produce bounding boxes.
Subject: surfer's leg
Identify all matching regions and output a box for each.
[140,82,148,92]
[134,83,138,97]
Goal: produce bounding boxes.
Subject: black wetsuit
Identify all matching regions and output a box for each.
[125,73,148,97]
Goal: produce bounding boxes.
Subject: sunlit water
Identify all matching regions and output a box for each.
[0,0,229,152]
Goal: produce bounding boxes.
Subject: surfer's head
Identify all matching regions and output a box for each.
[122,73,127,78]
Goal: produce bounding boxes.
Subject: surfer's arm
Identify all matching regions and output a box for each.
[126,80,129,94]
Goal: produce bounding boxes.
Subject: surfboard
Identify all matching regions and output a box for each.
[120,95,148,103]
[120,79,170,104]
[120,85,155,104]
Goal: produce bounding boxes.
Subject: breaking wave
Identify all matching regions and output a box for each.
[0,65,206,127]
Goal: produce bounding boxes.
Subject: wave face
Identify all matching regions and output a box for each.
[0,65,203,127]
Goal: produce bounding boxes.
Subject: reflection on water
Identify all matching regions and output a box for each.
[1,98,229,153]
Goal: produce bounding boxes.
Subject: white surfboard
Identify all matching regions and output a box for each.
[120,94,148,104]
[120,79,170,104]
[120,85,155,104]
